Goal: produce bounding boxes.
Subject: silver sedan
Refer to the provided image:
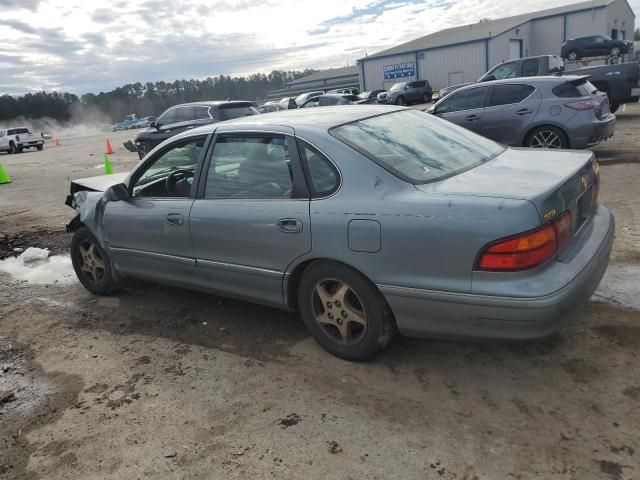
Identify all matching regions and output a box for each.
[67,106,614,360]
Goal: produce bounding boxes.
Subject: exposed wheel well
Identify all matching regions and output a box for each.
[522,124,570,148]
[285,258,385,312]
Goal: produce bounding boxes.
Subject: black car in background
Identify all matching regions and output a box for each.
[134,101,258,159]
[561,35,633,61]
[354,90,385,104]
[378,80,432,105]
[298,94,358,108]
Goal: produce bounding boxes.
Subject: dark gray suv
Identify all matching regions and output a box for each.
[380,80,432,105]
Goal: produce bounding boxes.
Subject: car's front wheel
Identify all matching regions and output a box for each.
[297,261,397,361]
[71,227,117,295]
[395,95,405,105]
[567,50,579,61]
[137,142,150,160]
[610,46,621,57]
[525,126,568,149]
[9,142,17,154]
[36,144,43,151]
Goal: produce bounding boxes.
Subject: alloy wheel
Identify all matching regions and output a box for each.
[311,278,367,345]
[529,130,562,149]
[610,47,620,57]
[78,239,105,285]
[568,52,578,61]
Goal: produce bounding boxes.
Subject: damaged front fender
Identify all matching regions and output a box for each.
[65,190,109,241]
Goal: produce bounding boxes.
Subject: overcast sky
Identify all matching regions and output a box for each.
[0,0,637,95]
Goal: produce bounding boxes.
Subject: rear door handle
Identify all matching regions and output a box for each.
[516,109,532,115]
[465,114,480,121]
[166,213,184,226]
[276,218,303,233]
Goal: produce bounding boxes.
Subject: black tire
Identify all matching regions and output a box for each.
[297,261,397,361]
[36,144,43,151]
[567,50,580,61]
[395,95,405,106]
[423,93,432,103]
[9,142,17,154]
[71,227,117,295]
[137,142,150,160]
[524,125,569,149]
[610,47,621,58]
[609,101,619,114]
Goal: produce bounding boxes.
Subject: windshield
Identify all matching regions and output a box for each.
[330,110,505,184]
[389,83,406,91]
[218,105,259,120]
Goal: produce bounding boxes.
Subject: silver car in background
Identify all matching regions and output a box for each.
[66,106,614,361]
[428,76,615,149]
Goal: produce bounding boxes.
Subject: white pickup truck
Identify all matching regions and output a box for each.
[0,127,45,154]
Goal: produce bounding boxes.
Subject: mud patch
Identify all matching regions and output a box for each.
[591,324,640,349]
[277,413,301,429]
[0,230,69,260]
[0,338,82,479]
[597,460,623,480]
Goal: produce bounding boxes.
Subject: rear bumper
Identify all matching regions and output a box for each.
[570,113,616,148]
[18,140,44,147]
[379,205,615,340]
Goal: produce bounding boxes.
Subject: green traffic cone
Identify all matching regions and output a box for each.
[0,161,11,184]
[104,154,113,175]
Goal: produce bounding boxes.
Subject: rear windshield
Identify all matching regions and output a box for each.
[8,128,29,135]
[218,105,259,120]
[331,110,505,184]
[552,79,598,98]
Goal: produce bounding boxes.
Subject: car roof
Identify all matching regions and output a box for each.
[176,105,406,137]
[457,75,586,89]
[168,100,254,108]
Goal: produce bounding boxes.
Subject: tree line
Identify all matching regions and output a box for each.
[0,69,316,123]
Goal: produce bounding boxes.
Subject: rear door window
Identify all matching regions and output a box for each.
[436,86,489,113]
[521,59,539,77]
[217,105,259,120]
[158,109,178,125]
[488,84,535,106]
[176,106,196,122]
[195,106,211,119]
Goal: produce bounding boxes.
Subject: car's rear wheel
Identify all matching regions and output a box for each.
[423,93,431,103]
[297,261,396,361]
[395,95,405,105]
[567,50,579,61]
[525,126,568,149]
[36,144,43,151]
[71,227,117,295]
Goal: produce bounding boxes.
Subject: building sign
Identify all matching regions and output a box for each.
[383,62,415,80]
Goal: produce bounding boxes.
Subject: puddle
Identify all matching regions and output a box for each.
[593,261,640,310]
[0,252,76,285]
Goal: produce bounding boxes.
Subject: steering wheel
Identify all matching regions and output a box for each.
[165,169,194,196]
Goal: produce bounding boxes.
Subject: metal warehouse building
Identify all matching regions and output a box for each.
[358,0,635,91]
[266,66,360,99]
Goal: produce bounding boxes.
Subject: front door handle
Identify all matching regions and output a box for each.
[276,218,303,233]
[516,109,532,115]
[166,213,184,226]
[465,114,480,121]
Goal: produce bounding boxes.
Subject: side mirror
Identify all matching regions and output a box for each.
[481,75,496,82]
[107,183,130,202]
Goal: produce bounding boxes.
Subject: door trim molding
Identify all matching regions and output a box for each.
[197,259,283,279]
[110,247,195,266]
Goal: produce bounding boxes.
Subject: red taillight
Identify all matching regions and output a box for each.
[476,212,572,271]
[565,100,598,110]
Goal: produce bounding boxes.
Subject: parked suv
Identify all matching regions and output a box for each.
[380,80,432,105]
[0,127,44,154]
[561,35,633,61]
[133,101,258,159]
[428,76,615,149]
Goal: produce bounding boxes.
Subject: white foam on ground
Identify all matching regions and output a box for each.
[593,261,640,310]
[0,254,76,285]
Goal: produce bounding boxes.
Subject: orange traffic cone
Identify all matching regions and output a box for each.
[105,138,114,155]
[55,137,61,146]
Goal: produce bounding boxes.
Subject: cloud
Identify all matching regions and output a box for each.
[0,0,638,95]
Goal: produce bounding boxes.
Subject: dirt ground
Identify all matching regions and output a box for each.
[0,109,639,480]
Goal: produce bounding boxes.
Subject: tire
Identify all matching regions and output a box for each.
[423,93,432,103]
[137,142,150,160]
[609,101,619,114]
[567,50,580,61]
[297,261,397,361]
[36,144,43,151]
[9,142,17,154]
[71,227,117,295]
[395,95,405,106]
[610,47,620,58]
[524,126,568,149]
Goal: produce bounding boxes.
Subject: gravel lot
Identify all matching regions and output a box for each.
[1,108,639,480]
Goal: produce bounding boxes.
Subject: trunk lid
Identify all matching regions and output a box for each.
[417,147,599,232]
